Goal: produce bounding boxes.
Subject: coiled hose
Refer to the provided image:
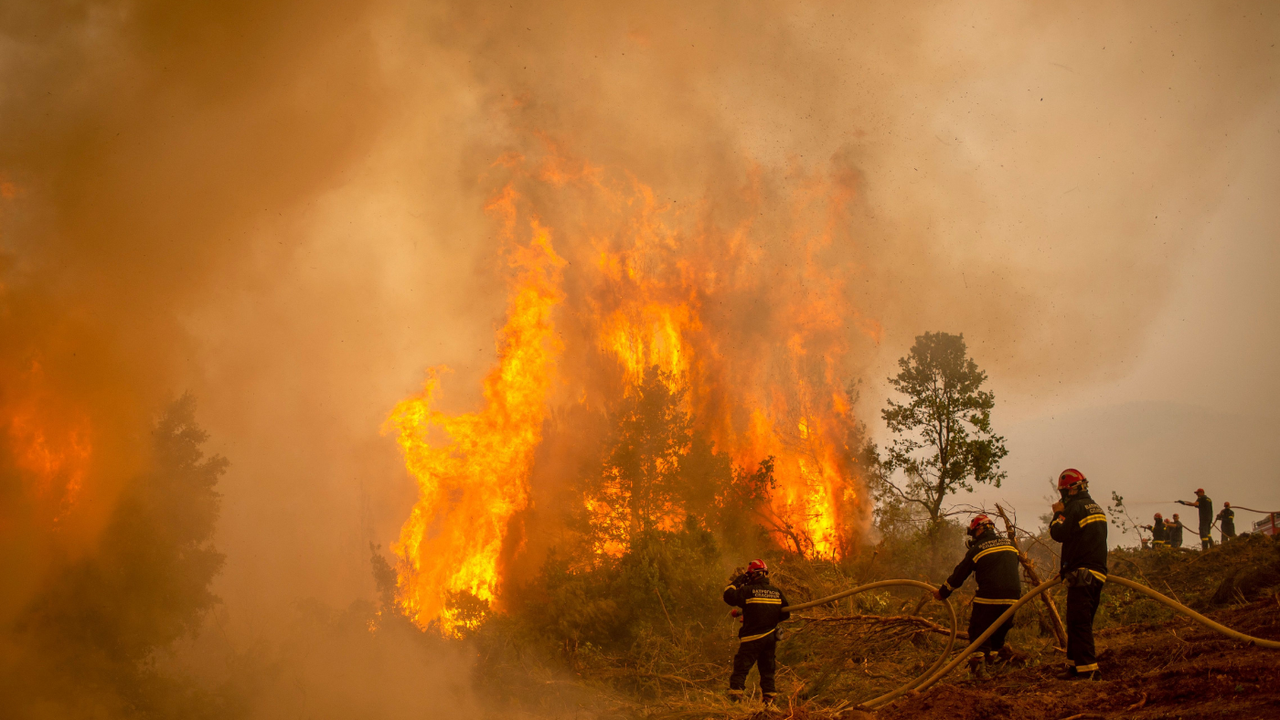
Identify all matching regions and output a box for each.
[782,574,1280,709]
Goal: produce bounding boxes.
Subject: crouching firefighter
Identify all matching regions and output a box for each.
[1050,468,1108,681]
[723,559,790,704]
[935,514,1023,676]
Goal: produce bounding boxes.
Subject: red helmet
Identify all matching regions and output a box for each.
[1195,488,1204,495]
[747,559,768,574]
[1224,502,1231,508]
[968,514,994,535]
[1154,512,1162,519]
[1172,513,1180,519]
[1058,468,1086,489]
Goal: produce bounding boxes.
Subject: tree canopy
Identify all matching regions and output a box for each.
[880,331,1007,526]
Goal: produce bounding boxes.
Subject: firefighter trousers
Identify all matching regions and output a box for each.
[729,632,778,695]
[1200,523,1214,550]
[1066,583,1102,672]
[969,602,1014,654]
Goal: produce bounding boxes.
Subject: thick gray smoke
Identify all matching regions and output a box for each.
[1,0,1276,716]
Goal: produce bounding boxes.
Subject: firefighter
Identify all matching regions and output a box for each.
[1049,468,1108,680]
[935,514,1022,675]
[723,559,790,705]
[1166,514,1185,548]
[1177,489,1215,549]
[1217,502,1236,543]
[1140,512,1167,548]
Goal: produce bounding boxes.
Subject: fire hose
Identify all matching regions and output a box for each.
[781,574,1280,710]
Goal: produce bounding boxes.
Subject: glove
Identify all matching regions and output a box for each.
[935,584,951,601]
[729,608,741,620]
[729,567,746,585]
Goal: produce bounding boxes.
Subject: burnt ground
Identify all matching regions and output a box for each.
[873,594,1280,720]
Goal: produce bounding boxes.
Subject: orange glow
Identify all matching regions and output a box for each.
[390,145,871,629]
[3,361,93,517]
[386,190,565,634]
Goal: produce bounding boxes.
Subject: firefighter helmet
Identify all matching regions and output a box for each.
[1154,512,1162,520]
[968,514,994,535]
[1224,502,1231,508]
[1058,468,1087,490]
[747,559,768,575]
[1195,488,1204,495]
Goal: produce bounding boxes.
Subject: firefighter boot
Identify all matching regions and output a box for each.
[967,652,987,678]
[996,645,1028,667]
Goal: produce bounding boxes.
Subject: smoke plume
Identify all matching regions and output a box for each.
[1,0,1276,715]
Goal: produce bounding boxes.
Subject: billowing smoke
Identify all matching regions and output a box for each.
[1,0,1275,715]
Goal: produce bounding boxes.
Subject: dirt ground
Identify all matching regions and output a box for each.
[873,594,1280,720]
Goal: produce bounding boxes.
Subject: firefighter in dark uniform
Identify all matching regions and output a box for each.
[1177,489,1215,549]
[1141,512,1167,548]
[1049,468,1108,680]
[935,514,1023,675]
[1217,502,1236,543]
[1166,514,1185,548]
[723,559,790,704]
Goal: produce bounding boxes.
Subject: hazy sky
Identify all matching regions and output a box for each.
[2,1,1278,640]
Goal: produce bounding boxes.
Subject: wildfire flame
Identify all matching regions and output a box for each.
[2,360,93,517]
[385,189,565,633]
[389,146,876,631]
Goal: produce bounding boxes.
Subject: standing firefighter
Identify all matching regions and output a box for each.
[1177,489,1215,549]
[1050,468,1108,680]
[1167,514,1185,548]
[935,514,1023,676]
[723,559,790,705]
[1141,512,1167,548]
[1217,502,1236,543]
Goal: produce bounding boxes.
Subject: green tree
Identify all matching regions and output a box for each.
[880,332,1007,526]
[9,393,231,718]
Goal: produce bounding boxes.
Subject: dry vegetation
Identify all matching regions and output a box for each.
[455,529,1280,719]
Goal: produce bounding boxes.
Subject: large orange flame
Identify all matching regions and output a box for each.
[385,186,565,633]
[390,146,875,630]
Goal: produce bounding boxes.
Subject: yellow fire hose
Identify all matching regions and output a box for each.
[781,579,959,708]
[782,574,1280,710]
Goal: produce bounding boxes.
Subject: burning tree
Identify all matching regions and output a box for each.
[388,144,878,632]
[586,365,693,555]
[879,331,1007,528]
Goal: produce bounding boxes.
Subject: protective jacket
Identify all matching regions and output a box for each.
[1166,519,1185,547]
[938,528,1022,605]
[1050,491,1108,580]
[1217,507,1235,535]
[723,576,790,642]
[1148,521,1167,545]
[1196,495,1214,529]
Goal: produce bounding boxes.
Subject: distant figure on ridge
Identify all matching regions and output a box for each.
[1050,468,1108,681]
[1217,502,1236,543]
[1141,512,1167,548]
[935,514,1024,676]
[1177,489,1215,549]
[1166,514,1185,548]
[723,559,790,706]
